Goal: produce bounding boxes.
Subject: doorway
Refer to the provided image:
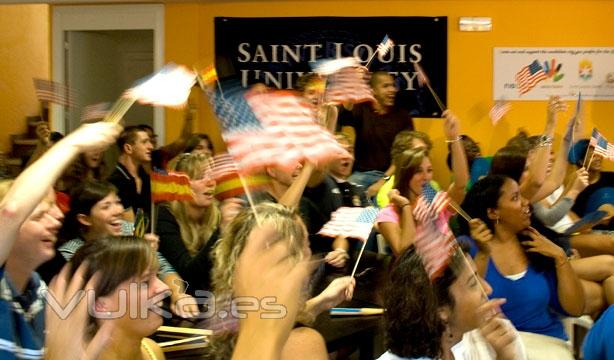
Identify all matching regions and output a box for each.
[52,4,164,140]
[66,30,154,131]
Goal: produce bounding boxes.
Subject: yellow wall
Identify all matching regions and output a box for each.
[0,5,50,154]
[162,1,613,184]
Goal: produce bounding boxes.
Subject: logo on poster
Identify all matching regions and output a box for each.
[543,59,564,82]
[579,59,593,80]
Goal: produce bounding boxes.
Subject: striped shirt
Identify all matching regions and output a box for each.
[0,267,46,359]
[59,238,177,274]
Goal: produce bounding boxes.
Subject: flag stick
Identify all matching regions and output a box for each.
[350,240,368,278]
[586,151,596,170]
[427,82,446,113]
[582,145,592,169]
[151,202,156,234]
[237,173,262,227]
[448,201,471,222]
[103,97,136,124]
[364,50,379,69]
[454,246,490,300]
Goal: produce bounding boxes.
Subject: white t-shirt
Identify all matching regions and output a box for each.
[377,322,527,360]
[545,186,575,233]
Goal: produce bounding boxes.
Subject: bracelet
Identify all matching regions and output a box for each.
[445,136,462,143]
[400,203,411,209]
[537,134,553,148]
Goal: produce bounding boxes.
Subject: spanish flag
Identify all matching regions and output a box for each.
[151,170,193,203]
[200,66,218,85]
[215,173,270,201]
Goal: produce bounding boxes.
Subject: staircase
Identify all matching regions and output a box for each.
[0,115,44,179]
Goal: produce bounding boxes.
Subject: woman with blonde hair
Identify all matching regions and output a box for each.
[156,153,222,296]
[207,202,355,360]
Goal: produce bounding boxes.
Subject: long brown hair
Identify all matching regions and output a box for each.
[393,147,429,203]
[69,236,157,339]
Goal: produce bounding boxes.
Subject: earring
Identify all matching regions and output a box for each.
[496,217,500,225]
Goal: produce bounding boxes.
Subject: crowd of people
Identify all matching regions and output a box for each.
[1,69,613,360]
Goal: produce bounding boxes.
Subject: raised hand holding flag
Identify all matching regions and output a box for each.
[318,206,378,278]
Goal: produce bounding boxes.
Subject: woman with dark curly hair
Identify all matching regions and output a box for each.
[459,175,584,359]
[380,246,526,360]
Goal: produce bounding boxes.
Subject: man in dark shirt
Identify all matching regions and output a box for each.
[338,71,414,198]
[301,133,369,262]
[107,126,153,221]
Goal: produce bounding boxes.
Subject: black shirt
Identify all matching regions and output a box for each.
[339,103,413,172]
[107,163,151,218]
[301,176,369,253]
[156,205,219,295]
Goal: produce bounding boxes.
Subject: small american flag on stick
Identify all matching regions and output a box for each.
[414,221,455,281]
[324,66,375,105]
[412,183,459,280]
[377,35,394,57]
[81,102,111,123]
[33,78,76,107]
[489,100,511,125]
[590,128,614,160]
[318,206,378,242]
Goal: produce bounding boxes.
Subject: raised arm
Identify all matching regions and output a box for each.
[443,110,469,205]
[278,162,315,209]
[520,96,565,201]
[0,122,121,265]
[531,107,576,202]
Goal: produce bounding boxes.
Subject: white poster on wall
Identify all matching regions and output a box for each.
[494,47,614,100]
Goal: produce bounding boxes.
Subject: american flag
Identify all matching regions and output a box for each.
[413,183,452,235]
[208,153,240,181]
[590,128,614,160]
[208,82,275,173]
[80,102,110,123]
[246,90,350,172]
[515,60,547,95]
[414,220,455,281]
[313,57,360,76]
[124,63,196,108]
[33,78,76,107]
[324,66,375,105]
[318,206,378,242]
[377,35,394,57]
[207,81,348,174]
[489,100,511,125]
[412,184,455,280]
